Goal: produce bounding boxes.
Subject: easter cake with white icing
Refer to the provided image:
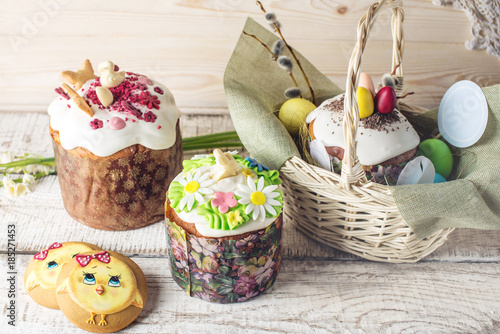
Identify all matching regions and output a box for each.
[307,77,420,184]
[48,59,182,230]
[165,150,283,303]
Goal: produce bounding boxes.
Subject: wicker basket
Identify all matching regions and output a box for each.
[280,0,454,263]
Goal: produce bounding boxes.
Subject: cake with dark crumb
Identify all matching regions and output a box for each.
[48,59,182,230]
[307,93,420,183]
[165,149,283,303]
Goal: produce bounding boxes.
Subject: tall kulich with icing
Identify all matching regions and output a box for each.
[165,149,283,304]
[48,59,182,230]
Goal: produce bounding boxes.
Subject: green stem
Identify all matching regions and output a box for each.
[182,131,240,143]
[0,158,56,170]
[182,142,244,151]
[0,171,57,187]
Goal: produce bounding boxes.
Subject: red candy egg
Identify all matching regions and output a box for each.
[374,86,397,114]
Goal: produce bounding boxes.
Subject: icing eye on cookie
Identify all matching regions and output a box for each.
[108,275,121,287]
[47,261,58,270]
[83,273,96,285]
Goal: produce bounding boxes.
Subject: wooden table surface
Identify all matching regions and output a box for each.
[2,1,500,333]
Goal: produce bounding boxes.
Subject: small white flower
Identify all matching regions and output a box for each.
[15,183,31,196]
[41,165,55,174]
[25,164,54,174]
[22,173,36,185]
[0,152,14,164]
[235,176,281,222]
[178,171,214,211]
[2,176,30,197]
[25,164,39,174]
[191,154,212,160]
[192,151,238,160]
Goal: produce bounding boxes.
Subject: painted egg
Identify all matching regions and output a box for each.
[359,72,375,97]
[109,117,126,130]
[434,173,447,183]
[374,86,397,114]
[356,87,374,119]
[279,98,316,136]
[396,156,435,186]
[418,139,453,178]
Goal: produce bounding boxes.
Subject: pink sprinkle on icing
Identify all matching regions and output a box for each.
[55,87,70,100]
[132,119,136,122]
[158,125,162,129]
[67,104,71,108]
[135,91,160,109]
[138,76,153,85]
[114,64,119,71]
[109,117,126,130]
[154,87,164,95]
[121,101,143,118]
[144,111,157,123]
[125,117,128,121]
[90,118,103,130]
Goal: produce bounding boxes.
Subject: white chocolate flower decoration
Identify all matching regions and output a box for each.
[235,176,280,222]
[178,171,214,211]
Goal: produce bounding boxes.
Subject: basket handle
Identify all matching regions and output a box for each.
[340,0,404,189]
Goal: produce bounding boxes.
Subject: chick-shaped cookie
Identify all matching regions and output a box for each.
[24,242,101,309]
[56,250,147,333]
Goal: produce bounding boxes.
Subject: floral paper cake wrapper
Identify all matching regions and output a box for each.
[224,18,500,238]
[166,215,282,304]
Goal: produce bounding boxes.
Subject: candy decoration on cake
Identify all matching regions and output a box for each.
[166,150,283,303]
[61,59,97,90]
[48,59,183,230]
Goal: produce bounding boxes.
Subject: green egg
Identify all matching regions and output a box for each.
[418,139,453,178]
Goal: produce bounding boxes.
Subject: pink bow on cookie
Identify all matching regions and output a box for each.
[34,242,63,260]
[75,251,111,267]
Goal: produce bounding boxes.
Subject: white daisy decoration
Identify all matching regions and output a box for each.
[235,176,281,222]
[178,171,214,211]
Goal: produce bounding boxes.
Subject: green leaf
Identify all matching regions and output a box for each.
[182,157,216,172]
[167,181,185,210]
[217,284,234,295]
[222,252,239,259]
[228,293,239,303]
[217,276,235,286]
[217,265,230,276]
[197,200,249,231]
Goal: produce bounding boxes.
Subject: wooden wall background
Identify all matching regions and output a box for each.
[1,0,499,120]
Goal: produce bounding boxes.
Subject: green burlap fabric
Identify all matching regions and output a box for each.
[389,85,500,238]
[224,18,500,239]
[224,18,342,170]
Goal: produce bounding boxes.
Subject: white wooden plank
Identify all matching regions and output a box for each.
[0,0,474,43]
[1,0,499,113]
[1,255,499,333]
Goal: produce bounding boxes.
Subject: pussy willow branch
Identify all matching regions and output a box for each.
[243,31,301,94]
[256,1,316,105]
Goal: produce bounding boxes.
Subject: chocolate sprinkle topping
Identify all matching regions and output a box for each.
[360,111,401,132]
[324,95,344,113]
[322,94,404,133]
